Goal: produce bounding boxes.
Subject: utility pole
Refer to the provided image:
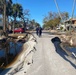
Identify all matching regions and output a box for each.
[72,0,76,18]
[54,0,68,31]
[54,0,62,20]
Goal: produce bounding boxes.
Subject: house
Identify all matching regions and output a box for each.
[57,18,76,31]
[64,18,76,31]
[64,18,76,27]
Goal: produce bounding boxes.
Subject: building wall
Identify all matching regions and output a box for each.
[74,20,76,24]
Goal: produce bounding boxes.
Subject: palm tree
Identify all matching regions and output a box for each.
[6,0,12,29]
[0,1,3,15]
[12,3,23,22]
[0,0,5,32]
[12,3,23,33]
[0,0,12,32]
[0,0,12,65]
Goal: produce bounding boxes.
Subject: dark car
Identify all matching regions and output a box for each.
[14,28,25,33]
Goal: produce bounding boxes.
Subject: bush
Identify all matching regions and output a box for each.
[60,27,63,30]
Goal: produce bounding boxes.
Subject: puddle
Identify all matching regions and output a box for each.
[64,46,76,55]
[0,42,23,73]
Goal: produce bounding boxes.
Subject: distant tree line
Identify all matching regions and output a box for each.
[43,11,69,29]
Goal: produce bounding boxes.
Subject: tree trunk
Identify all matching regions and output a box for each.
[13,17,16,34]
[3,0,6,32]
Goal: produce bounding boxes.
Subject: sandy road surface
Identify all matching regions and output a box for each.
[24,33,76,75]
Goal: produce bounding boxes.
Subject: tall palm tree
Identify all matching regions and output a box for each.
[6,0,12,29]
[0,0,4,15]
[12,3,23,21]
[0,0,5,32]
[12,3,23,33]
[0,0,12,65]
[0,0,12,32]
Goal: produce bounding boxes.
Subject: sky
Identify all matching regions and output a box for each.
[13,0,76,26]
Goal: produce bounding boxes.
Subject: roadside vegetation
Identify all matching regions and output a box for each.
[0,0,40,69]
[0,0,40,33]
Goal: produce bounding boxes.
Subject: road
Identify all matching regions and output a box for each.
[24,33,76,75]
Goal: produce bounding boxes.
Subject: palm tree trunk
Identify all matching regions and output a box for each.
[13,17,16,34]
[6,15,9,29]
[3,0,6,32]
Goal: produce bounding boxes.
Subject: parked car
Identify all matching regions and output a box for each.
[13,28,25,33]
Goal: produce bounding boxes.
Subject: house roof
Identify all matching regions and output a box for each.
[64,18,76,22]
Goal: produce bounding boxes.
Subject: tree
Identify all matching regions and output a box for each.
[6,0,12,28]
[0,0,12,65]
[21,9,30,30]
[12,3,23,20]
[0,0,4,15]
[0,0,13,32]
[43,11,69,29]
[61,12,69,21]
[29,19,40,30]
[12,3,23,33]
[43,12,60,29]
